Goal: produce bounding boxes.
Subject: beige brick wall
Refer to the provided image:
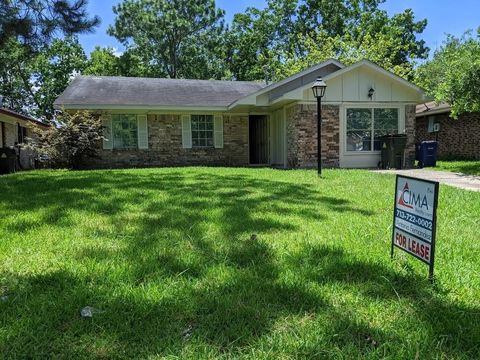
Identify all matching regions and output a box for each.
[416,111,480,160]
[286,104,340,168]
[88,114,249,168]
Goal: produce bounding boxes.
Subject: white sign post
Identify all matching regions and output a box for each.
[391,175,439,280]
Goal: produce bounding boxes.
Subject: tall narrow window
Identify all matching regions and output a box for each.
[373,108,398,150]
[112,114,138,149]
[17,124,27,144]
[346,108,372,151]
[191,115,214,148]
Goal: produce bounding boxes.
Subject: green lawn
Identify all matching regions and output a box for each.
[1,168,479,359]
[434,160,480,176]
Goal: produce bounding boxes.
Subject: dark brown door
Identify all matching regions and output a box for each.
[249,115,269,164]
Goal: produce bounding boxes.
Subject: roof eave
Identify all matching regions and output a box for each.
[54,104,230,112]
[228,59,345,109]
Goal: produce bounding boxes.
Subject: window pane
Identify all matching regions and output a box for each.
[374,108,398,132]
[191,115,214,147]
[112,114,138,149]
[347,131,372,151]
[346,109,372,151]
[373,109,398,150]
[347,109,372,130]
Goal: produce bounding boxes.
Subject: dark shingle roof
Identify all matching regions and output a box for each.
[54,76,266,108]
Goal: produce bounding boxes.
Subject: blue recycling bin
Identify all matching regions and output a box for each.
[415,141,438,168]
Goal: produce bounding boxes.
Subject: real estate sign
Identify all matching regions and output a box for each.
[391,175,439,278]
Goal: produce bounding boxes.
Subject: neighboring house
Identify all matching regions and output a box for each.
[0,107,49,169]
[416,102,480,160]
[54,59,426,169]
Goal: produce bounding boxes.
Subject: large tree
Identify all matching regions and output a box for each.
[227,0,428,81]
[84,47,166,78]
[0,0,99,49]
[0,0,98,120]
[30,36,87,119]
[415,30,480,118]
[108,0,227,79]
[0,37,87,120]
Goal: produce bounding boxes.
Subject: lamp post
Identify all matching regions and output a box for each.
[312,77,327,176]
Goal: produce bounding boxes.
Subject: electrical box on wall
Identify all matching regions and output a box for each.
[433,123,440,132]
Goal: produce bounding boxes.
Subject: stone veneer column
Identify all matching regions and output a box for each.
[286,103,340,169]
[404,104,416,168]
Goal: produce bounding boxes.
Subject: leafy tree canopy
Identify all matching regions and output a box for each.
[227,0,428,81]
[0,0,99,50]
[415,30,480,118]
[108,0,227,79]
[0,36,86,120]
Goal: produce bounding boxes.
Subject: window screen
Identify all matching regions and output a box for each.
[191,115,214,148]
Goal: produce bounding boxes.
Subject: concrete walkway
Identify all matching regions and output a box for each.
[374,169,480,192]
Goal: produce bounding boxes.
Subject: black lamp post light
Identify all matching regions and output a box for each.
[311,77,327,176]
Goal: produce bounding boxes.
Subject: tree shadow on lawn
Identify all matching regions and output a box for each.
[288,245,480,358]
[2,242,478,358]
[0,171,374,235]
[2,170,476,357]
[1,240,390,358]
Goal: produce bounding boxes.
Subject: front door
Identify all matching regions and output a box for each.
[249,115,269,165]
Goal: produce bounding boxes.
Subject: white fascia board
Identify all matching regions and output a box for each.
[55,104,229,112]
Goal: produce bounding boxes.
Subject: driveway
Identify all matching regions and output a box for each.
[374,169,480,192]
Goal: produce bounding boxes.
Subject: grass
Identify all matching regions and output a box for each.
[0,167,479,359]
[433,160,480,176]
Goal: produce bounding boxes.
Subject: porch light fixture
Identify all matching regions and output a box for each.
[368,87,375,99]
[312,77,327,176]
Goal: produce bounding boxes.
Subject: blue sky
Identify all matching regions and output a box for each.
[78,0,480,57]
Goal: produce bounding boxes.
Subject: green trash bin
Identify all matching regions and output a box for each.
[379,134,407,169]
[0,148,17,174]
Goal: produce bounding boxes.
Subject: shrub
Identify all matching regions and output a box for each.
[29,110,103,169]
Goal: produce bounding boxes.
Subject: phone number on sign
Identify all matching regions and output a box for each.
[395,209,432,230]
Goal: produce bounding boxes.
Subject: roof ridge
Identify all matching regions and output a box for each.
[77,75,265,85]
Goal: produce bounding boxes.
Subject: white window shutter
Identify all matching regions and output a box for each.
[102,115,113,150]
[181,115,192,149]
[137,115,148,149]
[214,115,224,148]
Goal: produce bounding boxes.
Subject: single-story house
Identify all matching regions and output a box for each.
[0,107,49,170]
[416,102,480,160]
[54,59,427,169]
